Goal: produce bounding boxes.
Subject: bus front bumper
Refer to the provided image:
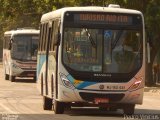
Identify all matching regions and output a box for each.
[58,84,144,105]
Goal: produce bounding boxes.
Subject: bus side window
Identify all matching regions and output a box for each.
[49,21,54,51]
[44,23,49,51]
[50,21,54,51]
[8,39,12,50]
[50,19,60,51]
[42,23,48,51]
[38,24,42,51]
[4,36,11,50]
[39,24,44,51]
[53,20,60,46]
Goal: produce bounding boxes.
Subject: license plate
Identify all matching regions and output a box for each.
[95,98,109,104]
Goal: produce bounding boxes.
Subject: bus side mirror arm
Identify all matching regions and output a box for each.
[54,33,61,46]
[54,21,61,46]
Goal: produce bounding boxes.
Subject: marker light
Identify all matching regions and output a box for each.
[108,4,120,8]
[128,77,143,91]
[59,73,75,89]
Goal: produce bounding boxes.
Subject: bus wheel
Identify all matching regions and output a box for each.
[10,75,15,82]
[53,100,64,114]
[43,96,52,110]
[123,104,135,115]
[5,74,9,80]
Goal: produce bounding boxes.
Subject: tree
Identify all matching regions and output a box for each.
[144,0,160,86]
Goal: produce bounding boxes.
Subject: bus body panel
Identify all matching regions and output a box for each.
[3,49,11,75]
[37,53,47,95]
[37,52,58,98]
[47,52,57,98]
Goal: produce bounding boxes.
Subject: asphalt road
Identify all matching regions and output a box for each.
[0,63,160,120]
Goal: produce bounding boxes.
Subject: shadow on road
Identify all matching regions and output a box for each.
[135,108,160,114]
[13,78,36,83]
[1,108,159,120]
[62,107,160,118]
[64,107,123,117]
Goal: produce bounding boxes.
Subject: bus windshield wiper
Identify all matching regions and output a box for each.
[111,30,123,50]
[85,29,96,48]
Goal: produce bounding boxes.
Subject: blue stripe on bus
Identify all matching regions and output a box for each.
[67,75,74,82]
[37,55,46,77]
[67,74,96,89]
[76,81,96,89]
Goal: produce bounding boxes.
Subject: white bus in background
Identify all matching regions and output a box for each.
[3,28,39,82]
[37,4,145,114]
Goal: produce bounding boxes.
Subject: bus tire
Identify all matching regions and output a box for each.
[43,96,52,110]
[123,104,135,115]
[53,100,64,114]
[10,75,15,82]
[5,74,9,80]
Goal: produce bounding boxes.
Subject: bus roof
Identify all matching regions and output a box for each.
[4,29,39,36]
[41,6,142,22]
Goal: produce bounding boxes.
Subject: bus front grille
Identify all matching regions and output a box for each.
[18,71,36,77]
[79,92,124,102]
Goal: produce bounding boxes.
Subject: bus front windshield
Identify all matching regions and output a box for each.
[11,35,39,61]
[63,28,142,73]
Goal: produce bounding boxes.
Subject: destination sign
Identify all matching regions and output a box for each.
[64,12,142,27]
[74,13,132,25]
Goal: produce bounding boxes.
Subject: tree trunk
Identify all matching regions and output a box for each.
[146,62,155,86]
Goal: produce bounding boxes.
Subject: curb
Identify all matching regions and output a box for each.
[144,87,160,94]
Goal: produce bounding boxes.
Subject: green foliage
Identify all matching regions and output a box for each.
[146,0,160,34]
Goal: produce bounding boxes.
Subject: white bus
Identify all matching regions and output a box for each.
[3,28,39,82]
[37,5,145,114]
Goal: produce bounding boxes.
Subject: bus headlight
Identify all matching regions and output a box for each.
[128,77,143,91]
[59,73,75,89]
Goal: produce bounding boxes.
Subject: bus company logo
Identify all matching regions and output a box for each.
[94,74,111,77]
[99,84,104,90]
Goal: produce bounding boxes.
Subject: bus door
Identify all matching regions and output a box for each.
[47,20,60,99]
[44,22,53,97]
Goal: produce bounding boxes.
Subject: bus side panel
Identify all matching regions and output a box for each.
[3,49,11,76]
[37,53,47,96]
[47,52,57,99]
